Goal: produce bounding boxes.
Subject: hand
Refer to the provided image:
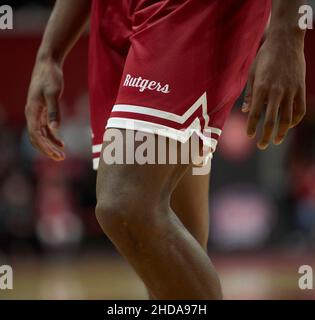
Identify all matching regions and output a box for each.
[25,59,66,161]
[242,38,306,150]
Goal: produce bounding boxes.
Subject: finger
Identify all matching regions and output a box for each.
[25,103,56,156]
[274,94,294,145]
[291,87,306,128]
[45,90,61,130]
[26,104,64,161]
[29,125,63,160]
[257,90,282,150]
[42,126,66,160]
[242,72,254,113]
[44,91,65,149]
[41,109,64,149]
[46,126,65,148]
[247,83,267,138]
[242,83,252,113]
[33,120,64,160]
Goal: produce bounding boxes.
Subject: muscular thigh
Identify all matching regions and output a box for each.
[98,128,210,249]
[97,129,191,210]
[171,171,210,250]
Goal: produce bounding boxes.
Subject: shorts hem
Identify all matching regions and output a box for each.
[106,117,219,150]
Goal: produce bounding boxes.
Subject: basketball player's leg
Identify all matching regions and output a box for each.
[95,129,222,300]
[147,172,210,299]
[171,171,210,251]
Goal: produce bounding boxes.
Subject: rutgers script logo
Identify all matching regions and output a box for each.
[123,74,171,94]
[0,5,13,30]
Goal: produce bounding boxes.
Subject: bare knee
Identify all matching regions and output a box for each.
[95,199,125,236]
[95,189,168,242]
[95,154,186,246]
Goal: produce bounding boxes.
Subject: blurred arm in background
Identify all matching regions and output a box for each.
[243,0,307,150]
[25,0,90,161]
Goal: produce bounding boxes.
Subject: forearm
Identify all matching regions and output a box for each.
[268,0,307,47]
[37,0,91,65]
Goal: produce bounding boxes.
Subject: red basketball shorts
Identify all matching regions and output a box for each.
[89,0,271,169]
